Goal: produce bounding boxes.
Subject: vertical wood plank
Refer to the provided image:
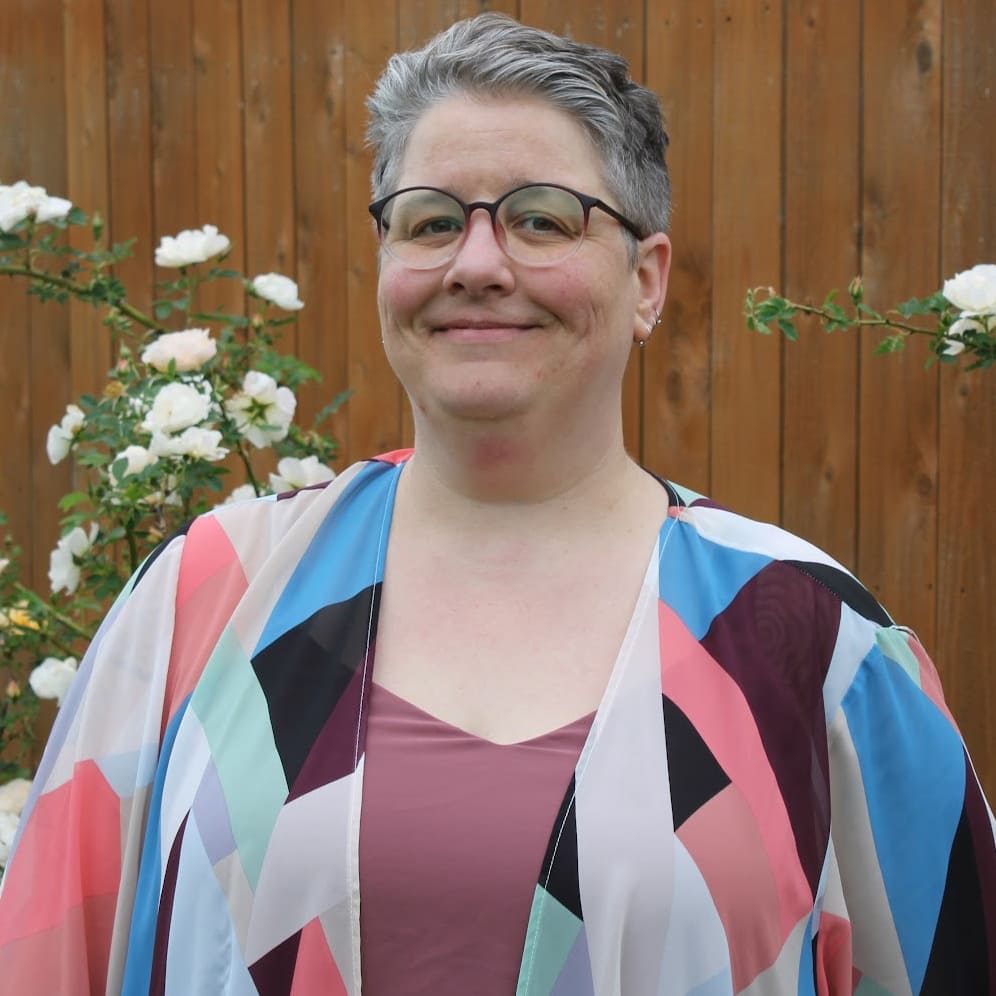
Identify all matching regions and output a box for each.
[64,0,112,402]
[242,0,296,309]
[149,0,197,246]
[398,2,465,46]
[105,0,154,317]
[344,4,402,462]
[644,1,712,492]
[27,5,72,592]
[396,1,518,47]
[781,0,861,568]
[0,0,34,574]
[458,0,518,15]
[291,0,351,453]
[0,0,71,589]
[710,0,783,521]
[859,1,941,646]
[520,0,645,460]
[193,0,246,317]
[937,0,996,797]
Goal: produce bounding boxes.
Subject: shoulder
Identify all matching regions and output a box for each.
[153,452,411,591]
[659,481,891,630]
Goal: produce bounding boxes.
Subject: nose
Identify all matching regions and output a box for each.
[442,209,515,295]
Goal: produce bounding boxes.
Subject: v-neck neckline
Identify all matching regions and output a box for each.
[356,454,673,764]
[370,681,597,748]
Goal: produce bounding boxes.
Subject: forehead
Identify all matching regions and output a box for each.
[396,94,608,197]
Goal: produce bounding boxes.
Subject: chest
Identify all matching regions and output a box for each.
[371,530,655,744]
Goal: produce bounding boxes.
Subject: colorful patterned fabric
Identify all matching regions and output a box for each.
[0,451,993,994]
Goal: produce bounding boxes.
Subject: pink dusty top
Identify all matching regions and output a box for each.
[359,682,593,995]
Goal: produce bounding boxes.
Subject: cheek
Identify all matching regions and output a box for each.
[378,265,434,329]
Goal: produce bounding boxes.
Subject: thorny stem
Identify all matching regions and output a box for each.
[126,528,140,576]
[0,264,158,332]
[236,444,262,495]
[757,294,936,337]
[11,582,93,642]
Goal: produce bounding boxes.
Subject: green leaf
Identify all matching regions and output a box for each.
[874,333,907,355]
[777,318,798,341]
[153,302,173,321]
[66,206,88,226]
[188,311,249,327]
[312,388,353,427]
[896,296,933,318]
[57,491,91,512]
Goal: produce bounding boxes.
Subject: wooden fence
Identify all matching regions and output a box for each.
[1,0,993,794]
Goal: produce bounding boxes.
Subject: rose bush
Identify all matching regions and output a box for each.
[0,184,348,876]
[745,262,996,370]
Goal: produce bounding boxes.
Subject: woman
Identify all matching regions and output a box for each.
[0,14,993,995]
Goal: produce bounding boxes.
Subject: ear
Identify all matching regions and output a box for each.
[632,233,672,342]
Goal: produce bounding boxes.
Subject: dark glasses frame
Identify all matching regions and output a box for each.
[368,181,646,265]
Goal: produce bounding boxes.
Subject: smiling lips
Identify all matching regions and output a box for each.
[431,319,538,342]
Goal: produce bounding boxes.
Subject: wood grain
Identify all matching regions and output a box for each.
[781,0,861,569]
[937,0,995,796]
[859,0,941,648]
[710,0,783,522]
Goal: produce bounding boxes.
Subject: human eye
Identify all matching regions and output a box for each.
[513,212,572,237]
[502,188,582,242]
[410,215,463,241]
[388,192,464,244]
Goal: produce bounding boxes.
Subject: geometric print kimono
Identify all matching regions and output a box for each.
[0,450,993,994]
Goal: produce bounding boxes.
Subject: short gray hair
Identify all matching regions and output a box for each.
[365,13,671,244]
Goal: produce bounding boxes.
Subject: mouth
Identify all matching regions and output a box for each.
[431,320,539,341]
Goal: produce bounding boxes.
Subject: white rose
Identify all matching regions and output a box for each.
[0,180,72,232]
[45,403,85,465]
[223,484,262,505]
[0,778,31,816]
[154,224,231,268]
[141,328,217,373]
[0,558,8,574]
[224,371,296,448]
[942,263,996,314]
[29,656,78,706]
[941,314,985,356]
[269,455,336,493]
[48,523,98,595]
[151,426,227,461]
[252,273,304,311]
[141,382,213,434]
[109,444,158,486]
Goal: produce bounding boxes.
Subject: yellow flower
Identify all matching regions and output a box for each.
[103,380,126,399]
[7,608,39,631]
[5,679,20,699]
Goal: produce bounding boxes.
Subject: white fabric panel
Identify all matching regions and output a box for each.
[577,559,676,995]
[244,771,357,962]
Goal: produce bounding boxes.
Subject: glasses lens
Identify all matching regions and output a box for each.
[379,189,465,268]
[498,186,586,264]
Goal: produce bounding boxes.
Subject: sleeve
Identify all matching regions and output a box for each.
[0,531,187,995]
[823,619,996,995]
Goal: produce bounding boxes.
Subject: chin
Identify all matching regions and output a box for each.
[413,380,535,425]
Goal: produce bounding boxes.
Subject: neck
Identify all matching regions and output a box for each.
[397,408,646,538]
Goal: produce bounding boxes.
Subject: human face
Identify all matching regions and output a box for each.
[376,95,669,431]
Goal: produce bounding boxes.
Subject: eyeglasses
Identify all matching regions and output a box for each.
[368,182,644,269]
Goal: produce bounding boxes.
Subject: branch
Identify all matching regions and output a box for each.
[11,581,94,642]
[0,263,158,332]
